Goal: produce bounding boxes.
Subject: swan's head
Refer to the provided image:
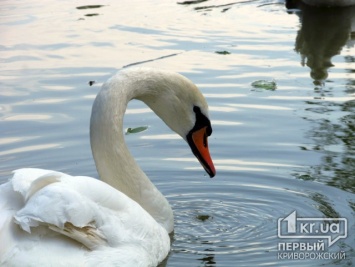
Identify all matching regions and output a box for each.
[130,68,216,178]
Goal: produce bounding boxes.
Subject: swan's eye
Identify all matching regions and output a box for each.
[206,125,212,137]
[192,106,212,135]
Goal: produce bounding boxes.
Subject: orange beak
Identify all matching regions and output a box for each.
[187,126,216,178]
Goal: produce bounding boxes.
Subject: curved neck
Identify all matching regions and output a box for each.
[89,72,174,233]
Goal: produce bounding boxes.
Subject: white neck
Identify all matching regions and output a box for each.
[89,70,175,233]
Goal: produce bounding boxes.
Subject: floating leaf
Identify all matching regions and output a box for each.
[215,50,231,55]
[251,80,277,91]
[125,126,148,135]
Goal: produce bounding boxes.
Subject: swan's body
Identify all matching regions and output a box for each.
[0,68,215,267]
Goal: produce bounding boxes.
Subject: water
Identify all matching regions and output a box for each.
[1,0,354,266]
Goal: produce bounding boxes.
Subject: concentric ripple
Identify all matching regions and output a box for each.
[158,174,355,267]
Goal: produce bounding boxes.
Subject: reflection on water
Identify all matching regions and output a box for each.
[284,1,355,193]
[288,2,355,84]
[296,99,355,193]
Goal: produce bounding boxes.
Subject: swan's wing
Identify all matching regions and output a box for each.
[0,170,88,266]
[2,168,170,266]
[12,169,163,246]
[13,170,109,249]
[11,168,59,198]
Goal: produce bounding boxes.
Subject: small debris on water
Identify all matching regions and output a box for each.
[196,214,212,222]
[215,50,231,55]
[125,126,148,135]
[251,80,277,91]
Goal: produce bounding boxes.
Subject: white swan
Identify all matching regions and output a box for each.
[0,68,216,267]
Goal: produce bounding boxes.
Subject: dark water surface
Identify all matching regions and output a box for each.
[1,0,354,266]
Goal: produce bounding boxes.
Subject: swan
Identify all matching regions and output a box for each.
[0,68,216,267]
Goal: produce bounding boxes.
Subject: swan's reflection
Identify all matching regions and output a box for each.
[287,1,355,85]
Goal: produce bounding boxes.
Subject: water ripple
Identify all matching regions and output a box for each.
[162,178,354,266]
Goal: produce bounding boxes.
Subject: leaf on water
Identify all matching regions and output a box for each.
[215,50,231,55]
[125,126,148,135]
[251,80,277,91]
